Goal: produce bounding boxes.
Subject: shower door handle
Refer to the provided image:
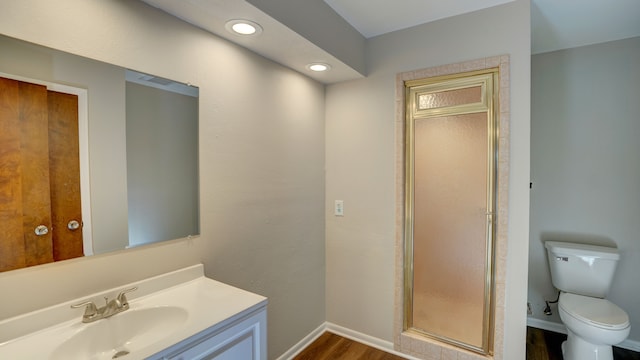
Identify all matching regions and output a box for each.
[486,212,495,238]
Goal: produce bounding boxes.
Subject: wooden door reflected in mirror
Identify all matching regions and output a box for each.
[0,76,82,271]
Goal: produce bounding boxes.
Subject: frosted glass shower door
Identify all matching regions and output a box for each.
[404,71,497,354]
[412,112,488,347]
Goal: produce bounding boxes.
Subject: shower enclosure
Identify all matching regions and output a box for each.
[403,69,499,354]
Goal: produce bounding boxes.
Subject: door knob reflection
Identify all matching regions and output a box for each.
[34,225,49,236]
[67,220,81,231]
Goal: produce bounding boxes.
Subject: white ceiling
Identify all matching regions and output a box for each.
[322,0,640,53]
[142,0,365,84]
[142,0,640,83]
[323,0,516,39]
[324,0,640,54]
[531,0,640,54]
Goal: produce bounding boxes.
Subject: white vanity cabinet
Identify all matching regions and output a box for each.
[149,304,267,360]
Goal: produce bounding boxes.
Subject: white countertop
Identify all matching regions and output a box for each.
[0,264,267,359]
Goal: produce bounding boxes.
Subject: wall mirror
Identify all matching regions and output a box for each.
[0,34,200,272]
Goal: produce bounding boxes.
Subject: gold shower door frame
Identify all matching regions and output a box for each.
[403,69,498,355]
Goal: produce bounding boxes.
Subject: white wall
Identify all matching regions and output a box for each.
[0,1,325,358]
[324,1,531,358]
[0,0,535,358]
[529,36,640,342]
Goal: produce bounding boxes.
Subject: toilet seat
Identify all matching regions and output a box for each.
[559,293,630,330]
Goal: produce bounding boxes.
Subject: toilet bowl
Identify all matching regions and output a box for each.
[558,292,630,360]
[544,241,631,360]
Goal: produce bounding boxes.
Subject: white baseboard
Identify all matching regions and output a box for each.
[526,317,567,334]
[276,321,420,360]
[527,317,640,352]
[324,323,394,352]
[324,323,420,360]
[275,323,326,360]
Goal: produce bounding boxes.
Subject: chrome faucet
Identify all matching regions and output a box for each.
[71,287,137,323]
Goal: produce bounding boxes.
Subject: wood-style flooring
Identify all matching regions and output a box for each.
[293,328,640,360]
[526,327,565,360]
[526,327,640,360]
[293,332,405,360]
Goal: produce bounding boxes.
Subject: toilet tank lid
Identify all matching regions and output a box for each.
[545,241,620,260]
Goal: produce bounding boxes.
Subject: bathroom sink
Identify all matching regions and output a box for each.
[0,265,268,359]
[51,306,188,360]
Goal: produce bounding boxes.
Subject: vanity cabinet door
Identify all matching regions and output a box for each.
[150,307,267,360]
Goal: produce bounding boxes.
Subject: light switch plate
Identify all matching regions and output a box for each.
[334,200,344,216]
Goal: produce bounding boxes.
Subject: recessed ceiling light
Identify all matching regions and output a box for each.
[225,20,263,36]
[307,63,331,72]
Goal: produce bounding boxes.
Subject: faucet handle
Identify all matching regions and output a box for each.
[71,301,99,322]
[116,287,138,310]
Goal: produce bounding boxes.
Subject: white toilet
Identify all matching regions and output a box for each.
[545,241,630,360]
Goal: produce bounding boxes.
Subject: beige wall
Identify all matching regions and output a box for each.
[0,1,326,358]
[0,0,534,358]
[529,36,640,346]
[325,1,531,358]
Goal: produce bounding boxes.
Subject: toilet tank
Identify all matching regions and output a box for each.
[545,241,620,298]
